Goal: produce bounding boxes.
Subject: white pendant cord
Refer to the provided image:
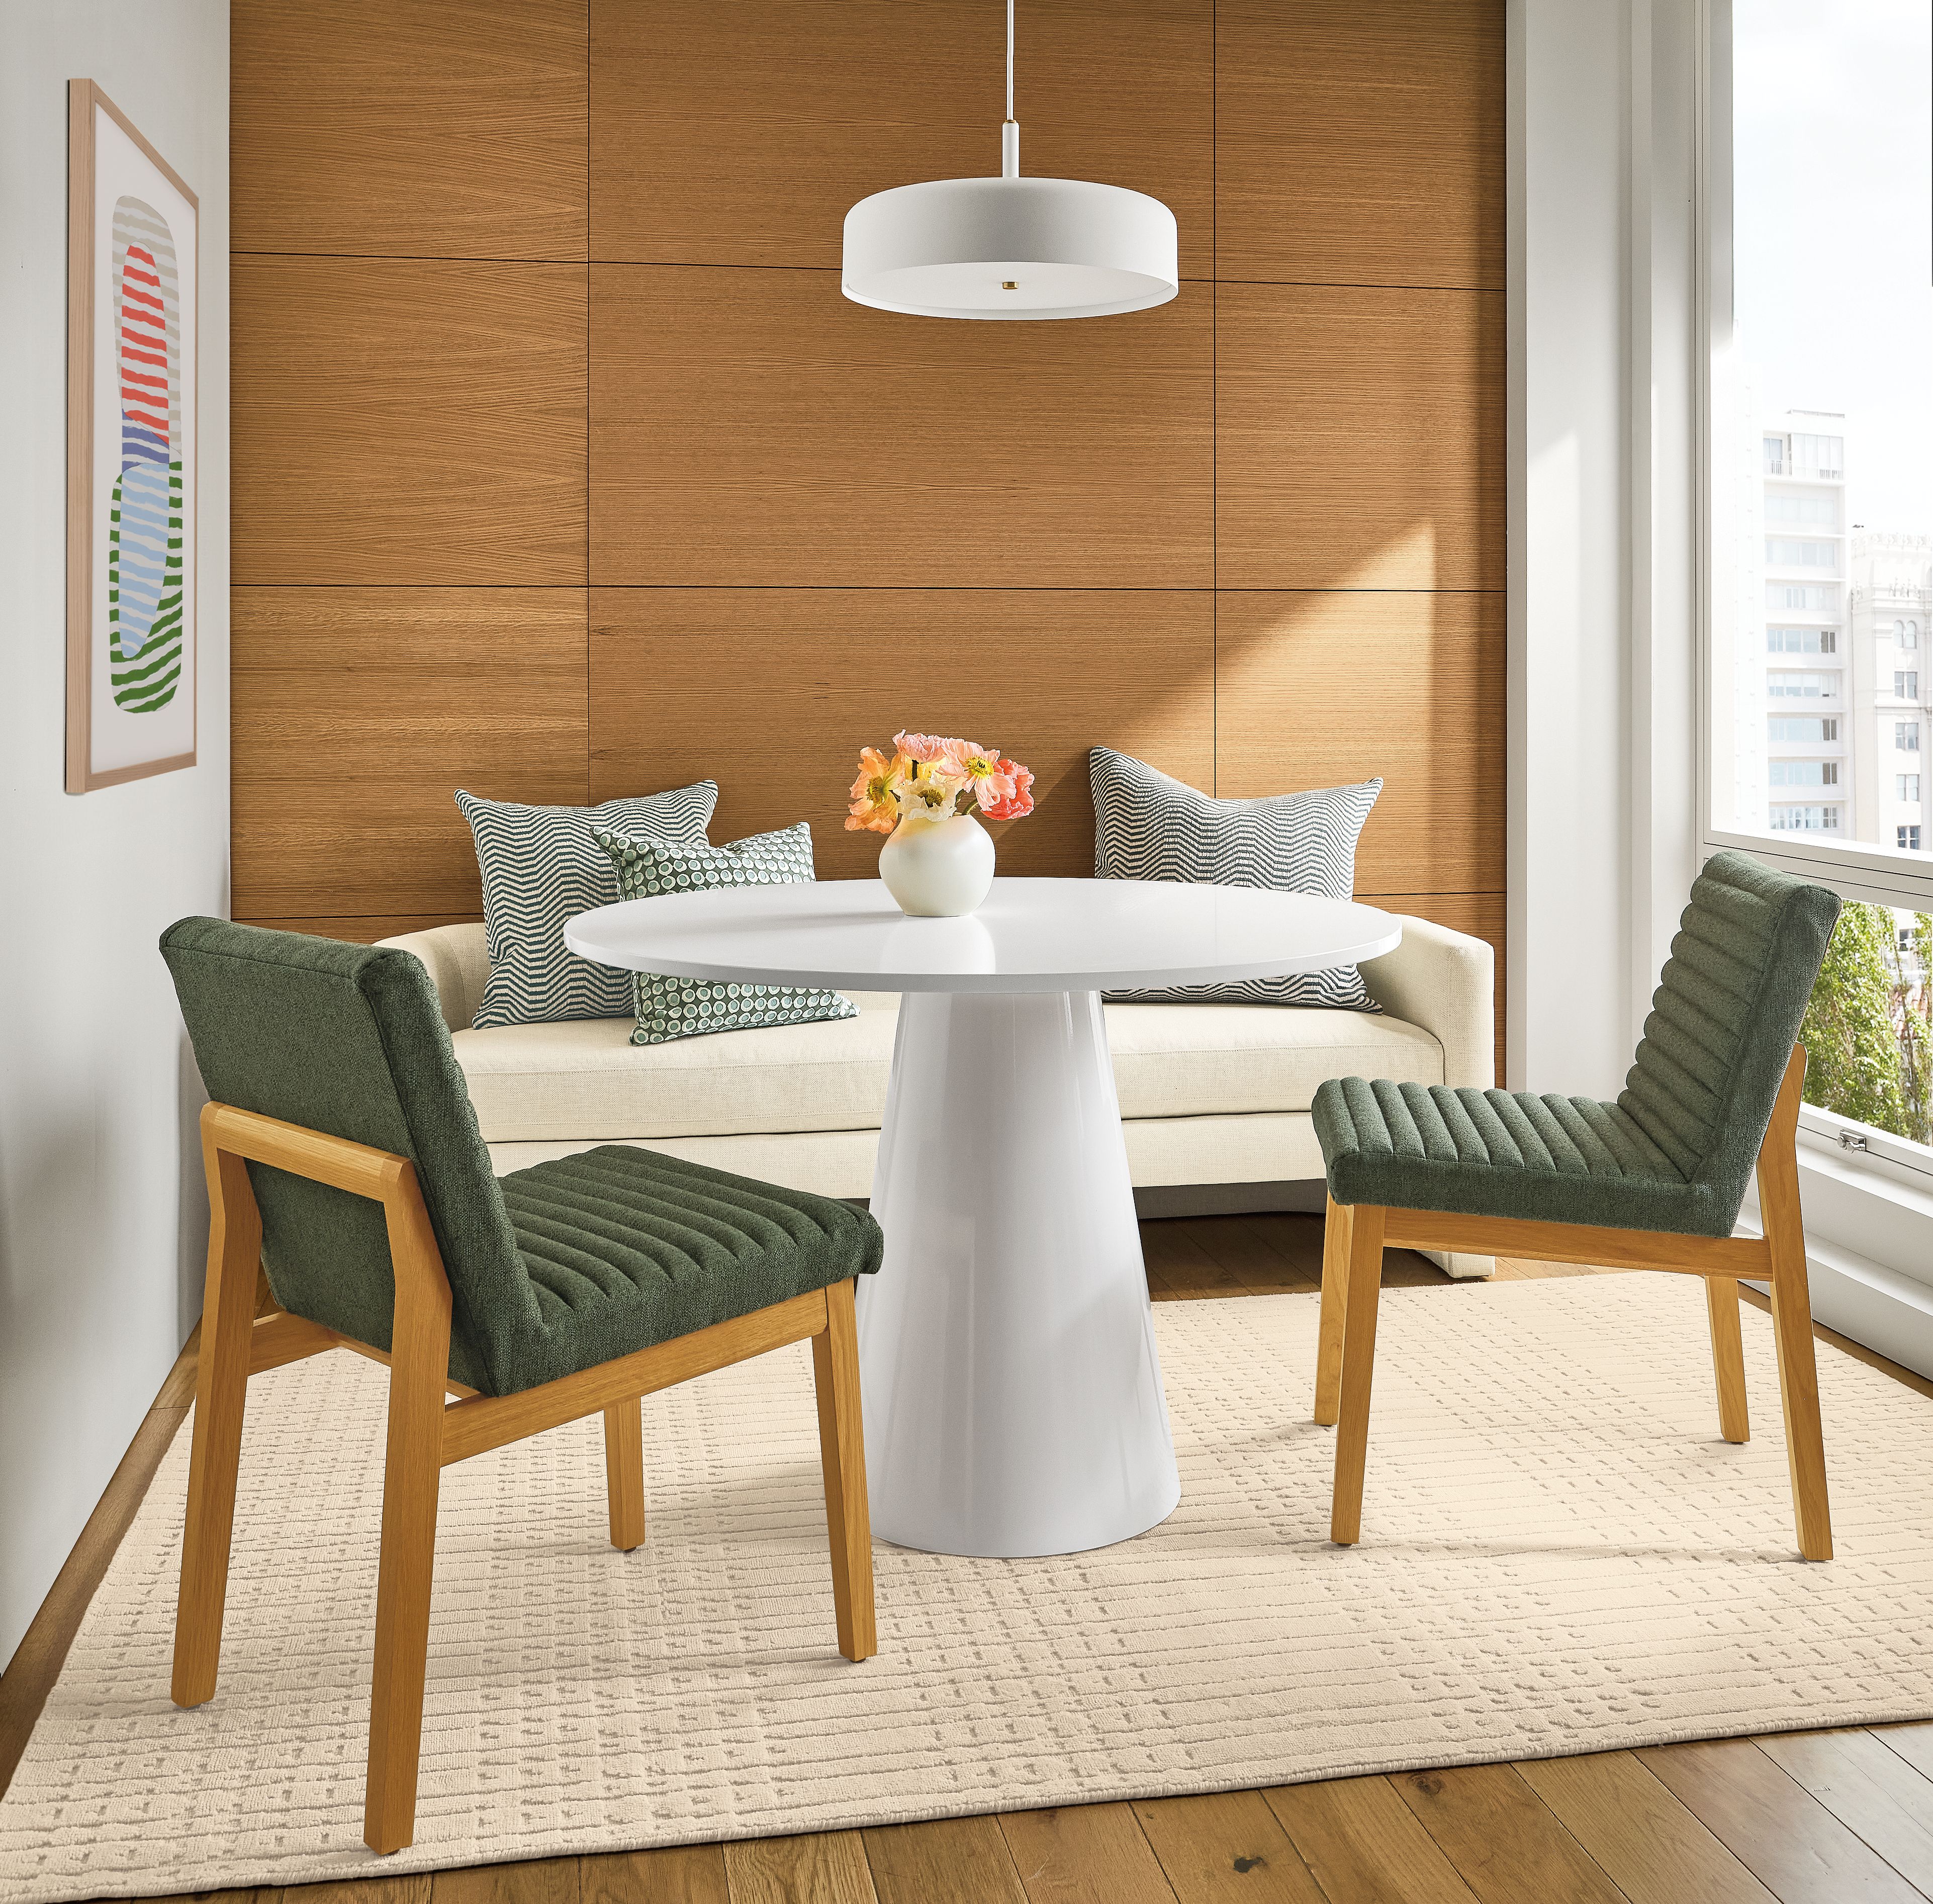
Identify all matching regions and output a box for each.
[1002,0,1019,178]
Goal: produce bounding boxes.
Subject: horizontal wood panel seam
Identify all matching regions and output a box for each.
[234,248,1502,294]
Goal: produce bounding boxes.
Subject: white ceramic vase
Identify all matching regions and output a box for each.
[878,812,996,917]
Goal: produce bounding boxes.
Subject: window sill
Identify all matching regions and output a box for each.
[1737,1130,1933,1380]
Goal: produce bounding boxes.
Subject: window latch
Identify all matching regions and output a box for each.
[1838,1130,1871,1153]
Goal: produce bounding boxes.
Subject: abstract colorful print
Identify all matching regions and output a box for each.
[108,195,183,713]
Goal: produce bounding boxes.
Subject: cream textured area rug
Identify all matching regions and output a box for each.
[5,1276,1933,1900]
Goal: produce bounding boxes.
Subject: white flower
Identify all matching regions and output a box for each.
[894,775,961,822]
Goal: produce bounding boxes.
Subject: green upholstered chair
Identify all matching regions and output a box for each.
[1309,850,1842,1561]
[160,919,884,1855]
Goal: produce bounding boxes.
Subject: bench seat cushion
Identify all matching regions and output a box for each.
[453,996,1448,1144]
[497,1144,883,1386]
[1312,1078,1720,1236]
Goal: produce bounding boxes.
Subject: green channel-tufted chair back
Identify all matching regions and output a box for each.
[1615,849,1840,1232]
[162,918,541,1392]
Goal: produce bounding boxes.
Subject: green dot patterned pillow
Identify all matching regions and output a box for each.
[590,824,859,1046]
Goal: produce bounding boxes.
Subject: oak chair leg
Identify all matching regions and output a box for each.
[172,1149,264,1708]
[1314,1193,1354,1426]
[1705,1278,1751,1444]
[1329,1205,1388,1546]
[1758,1083,1832,1561]
[363,1193,454,1856]
[810,1278,876,1662]
[604,1397,646,1552]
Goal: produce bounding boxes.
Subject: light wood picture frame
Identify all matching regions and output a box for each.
[67,79,199,794]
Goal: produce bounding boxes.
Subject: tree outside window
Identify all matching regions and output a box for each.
[1799,904,1932,1144]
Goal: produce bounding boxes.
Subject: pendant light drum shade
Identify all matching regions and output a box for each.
[842,176,1179,320]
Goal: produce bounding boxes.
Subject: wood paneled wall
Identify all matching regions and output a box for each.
[232,0,1506,1057]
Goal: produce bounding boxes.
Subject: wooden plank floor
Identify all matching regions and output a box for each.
[5,1212,1932,1904]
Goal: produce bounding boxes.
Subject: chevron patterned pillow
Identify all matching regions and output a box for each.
[592,824,859,1045]
[457,783,718,1028]
[1089,748,1384,1010]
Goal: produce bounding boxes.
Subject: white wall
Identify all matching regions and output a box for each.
[1508,0,1700,1095]
[0,1,229,1668]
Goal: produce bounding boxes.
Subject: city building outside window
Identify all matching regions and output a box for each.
[1899,722,1921,751]
[1900,775,1924,802]
[1899,671,1921,699]
[1903,827,1926,852]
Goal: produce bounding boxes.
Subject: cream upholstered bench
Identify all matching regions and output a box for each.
[378,911,1497,1277]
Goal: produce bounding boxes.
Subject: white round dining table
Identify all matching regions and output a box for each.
[566,876,1401,1559]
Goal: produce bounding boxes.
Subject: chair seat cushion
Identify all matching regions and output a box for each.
[1312,1077,1738,1237]
[454,997,1448,1144]
[492,1145,883,1389]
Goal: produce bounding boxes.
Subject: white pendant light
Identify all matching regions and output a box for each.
[841,0,1179,321]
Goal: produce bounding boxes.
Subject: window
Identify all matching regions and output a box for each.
[1767,672,1838,699]
[1792,431,1845,478]
[1709,2,1933,1177]
[1767,583,1837,611]
[1766,538,1838,568]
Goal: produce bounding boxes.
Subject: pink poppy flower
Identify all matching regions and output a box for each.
[978,758,1035,821]
[892,730,953,765]
[943,739,1018,809]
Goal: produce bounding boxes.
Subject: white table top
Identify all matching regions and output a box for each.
[565,877,1400,994]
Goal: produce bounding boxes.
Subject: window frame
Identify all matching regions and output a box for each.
[1698,0,1933,1185]
[1697,0,1933,918]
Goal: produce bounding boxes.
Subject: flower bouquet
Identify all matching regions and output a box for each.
[847,731,1035,917]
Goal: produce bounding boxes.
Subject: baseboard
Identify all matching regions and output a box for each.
[1131,1180,1328,1219]
[854,1180,1332,1220]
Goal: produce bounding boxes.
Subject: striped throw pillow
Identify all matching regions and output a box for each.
[457,783,718,1028]
[1089,748,1383,1010]
[592,824,858,1045]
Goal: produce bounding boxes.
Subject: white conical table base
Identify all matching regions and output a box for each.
[564,877,1401,1561]
[856,988,1178,1557]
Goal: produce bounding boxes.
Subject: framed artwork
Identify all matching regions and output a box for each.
[66,80,199,794]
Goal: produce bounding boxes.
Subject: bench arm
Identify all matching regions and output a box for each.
[1359,913,1495,1091]
[376,923,489,1033]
